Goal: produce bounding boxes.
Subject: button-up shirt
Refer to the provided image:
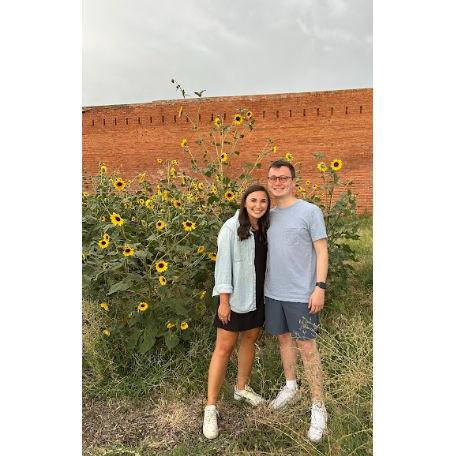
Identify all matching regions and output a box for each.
[212,211,257,313]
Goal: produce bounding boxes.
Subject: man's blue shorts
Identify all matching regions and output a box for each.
[265,296,320,340]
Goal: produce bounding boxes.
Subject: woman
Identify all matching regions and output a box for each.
[203,184,270,440]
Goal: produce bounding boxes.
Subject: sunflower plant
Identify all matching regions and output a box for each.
[293,153,361,295]
[82,103,272,363]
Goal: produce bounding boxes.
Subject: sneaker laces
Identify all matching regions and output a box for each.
[310,402,326,430]
[204,407,219,424]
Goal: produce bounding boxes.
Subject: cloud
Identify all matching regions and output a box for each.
[83,0,372,106]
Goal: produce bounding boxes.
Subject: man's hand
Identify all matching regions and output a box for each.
[308,287,325,314]
[218,300,231,324]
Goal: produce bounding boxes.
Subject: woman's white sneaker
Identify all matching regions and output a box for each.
[307,401,327,443]
[203,405,219,439]
[233,385,266,406]
[269,384,298,410]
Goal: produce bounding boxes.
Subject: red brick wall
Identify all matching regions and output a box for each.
[82,88,372,213]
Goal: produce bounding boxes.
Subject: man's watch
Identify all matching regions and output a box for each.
[315,282,327,290]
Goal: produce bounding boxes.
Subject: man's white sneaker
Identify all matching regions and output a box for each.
[269,384,298,410]
[233,385,266,406]
[307,401,327,443]
[203,405,219,440]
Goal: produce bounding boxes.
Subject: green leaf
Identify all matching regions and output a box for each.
[164,332,180,350]
[127,328,142,349]
[107,279,132,295]
[139,331,156,354]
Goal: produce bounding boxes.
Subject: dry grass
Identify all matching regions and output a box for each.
[83,315,372,455]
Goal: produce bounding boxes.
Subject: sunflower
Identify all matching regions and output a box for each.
[198,182,204,190]
[113,177,127,191]
[102,329,111,336]
[180,321,189,330]
[166,322,175,329]
[180,138,188,148]
[313,183,319,190]
[137,302,149,312]
[317,162,328,172]
[233,113,244,125]
[208,252,217,262]
[171,160,179,166]
[305,180,311,186]
[214,116,222,127]
[162,190,170,201]
[198,290,207,300]
[169,168,177,178]
[172,199,182,209]
[100,303,109,311]
[159,276,167,286]
[330,159,343,171]
[272,145,278,153]
[155,260,169,273]
[99,163,107,174]
[110,212,124,226]
[245,110,253,119]
[103,233,110,241]
[82,191,89,197]
[284,152,294,161]
[100,216,106,222]
[185,192,194,201]
[156,220,166,230]
[197,245,205,254]
[138,198,145,205]
[182,220,197,232]
[138,172,146,183]
[220,153,228,163]
[211,185,217,194]
[156,158,163,164]
[98,239,110,249]
[224,190,235,201]
[123,245,135,257]
[145,199,154,208]
[297,186,304,192]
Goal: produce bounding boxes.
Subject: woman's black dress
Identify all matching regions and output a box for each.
[213,230,267,332]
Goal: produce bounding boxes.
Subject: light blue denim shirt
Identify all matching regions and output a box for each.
[212,210,257,313]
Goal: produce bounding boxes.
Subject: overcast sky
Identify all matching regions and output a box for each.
[83,0,372,107]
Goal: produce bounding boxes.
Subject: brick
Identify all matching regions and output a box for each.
[82,89,372,213]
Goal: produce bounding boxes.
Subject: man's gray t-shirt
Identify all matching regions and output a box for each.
[265,199,327,303]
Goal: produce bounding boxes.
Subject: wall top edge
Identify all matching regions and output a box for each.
[82,87,373,112]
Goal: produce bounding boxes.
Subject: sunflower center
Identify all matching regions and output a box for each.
[115,217,120,222]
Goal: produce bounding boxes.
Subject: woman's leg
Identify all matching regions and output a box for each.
[236,327,261,390]
[207,328,239,405]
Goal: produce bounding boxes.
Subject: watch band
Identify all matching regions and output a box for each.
[315,282,327,290]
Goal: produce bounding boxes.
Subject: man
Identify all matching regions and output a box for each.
[265,159,329,443]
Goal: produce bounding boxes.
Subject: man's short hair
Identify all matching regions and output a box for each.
[269,160,296,179]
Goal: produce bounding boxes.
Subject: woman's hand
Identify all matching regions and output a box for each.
[218,299,231,325]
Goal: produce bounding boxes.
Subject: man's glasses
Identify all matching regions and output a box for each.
[267,176,293,183]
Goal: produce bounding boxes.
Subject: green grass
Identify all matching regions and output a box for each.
[83,217,373,455]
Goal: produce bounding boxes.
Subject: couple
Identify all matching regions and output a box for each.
[203,159,329,443]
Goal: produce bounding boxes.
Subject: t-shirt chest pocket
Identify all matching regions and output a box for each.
[284,227,306,246]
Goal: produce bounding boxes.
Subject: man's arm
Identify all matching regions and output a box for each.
[308,238,329,315]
